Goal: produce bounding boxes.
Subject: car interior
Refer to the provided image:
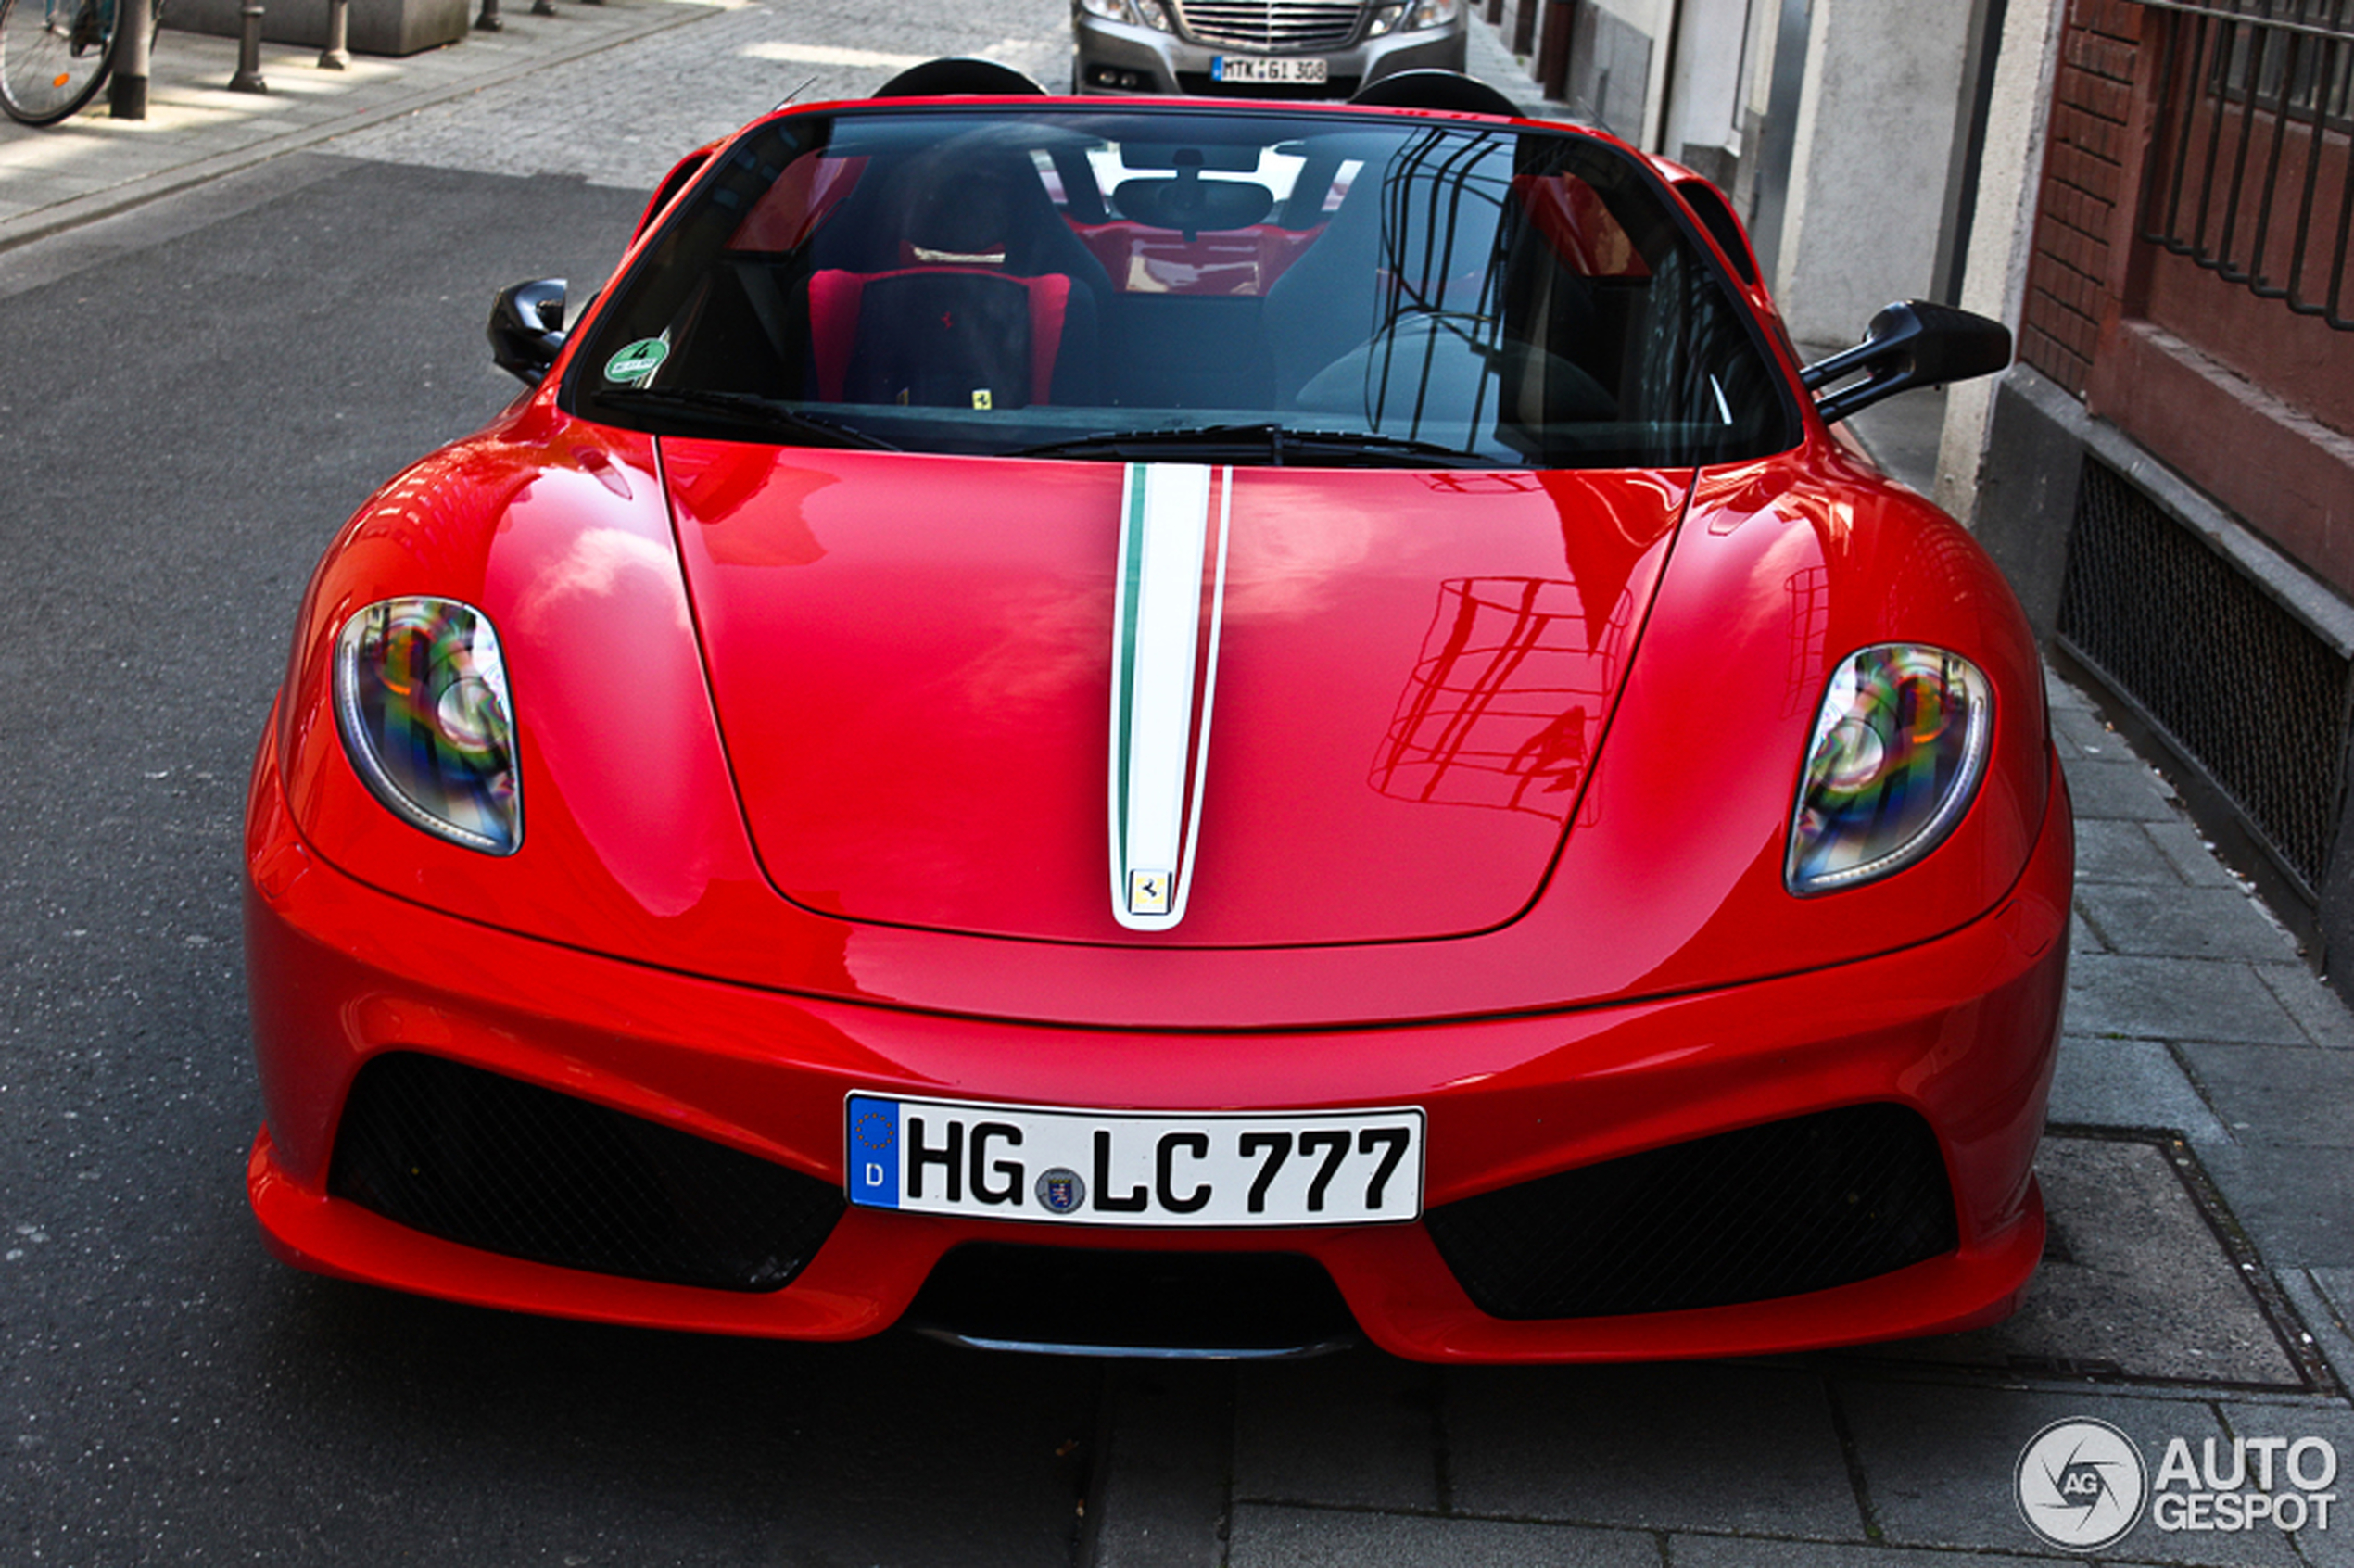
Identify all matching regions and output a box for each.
[573,109,1793,467]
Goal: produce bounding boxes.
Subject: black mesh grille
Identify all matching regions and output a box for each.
[2057,458,2350,887]
[328,1053,843,1293]
[1424,1103,1958,1320]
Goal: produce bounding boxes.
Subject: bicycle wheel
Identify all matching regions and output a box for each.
[0,0,117,127]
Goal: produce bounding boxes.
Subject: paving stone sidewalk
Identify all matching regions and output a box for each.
[0,0,1107,251]
[0,0,734,250]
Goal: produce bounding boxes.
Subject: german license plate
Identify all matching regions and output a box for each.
[846,1094,1422,1227]
[1211,56,1329,85]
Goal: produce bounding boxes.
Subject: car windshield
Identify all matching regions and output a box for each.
[564,106,1800,469]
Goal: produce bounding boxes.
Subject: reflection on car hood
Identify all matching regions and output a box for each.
[664,441,1690,947]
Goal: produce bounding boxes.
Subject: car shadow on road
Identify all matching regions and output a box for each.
[256,1273,1100,1566]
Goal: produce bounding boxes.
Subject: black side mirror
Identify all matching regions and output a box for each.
[1801,299,2011,425]
[489,278,568,386]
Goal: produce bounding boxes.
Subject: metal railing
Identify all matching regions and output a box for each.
[2138,0,2354,328]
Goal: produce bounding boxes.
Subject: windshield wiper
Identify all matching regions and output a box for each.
[1007,423,1493,468]
[594,388,899,450]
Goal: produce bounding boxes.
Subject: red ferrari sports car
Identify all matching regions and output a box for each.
[244,62,2071,1361]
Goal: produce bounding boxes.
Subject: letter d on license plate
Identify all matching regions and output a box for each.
[846,1094,1422,1227]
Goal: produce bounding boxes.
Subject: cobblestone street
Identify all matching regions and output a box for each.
[325,0,1073,188]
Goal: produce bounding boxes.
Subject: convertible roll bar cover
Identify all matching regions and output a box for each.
[872,58,1048,99]
[1349,69,1521,118]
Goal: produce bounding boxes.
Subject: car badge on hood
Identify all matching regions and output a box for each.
[1108,463,1232,931]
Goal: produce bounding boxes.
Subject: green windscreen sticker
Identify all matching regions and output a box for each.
[604,336,669,384]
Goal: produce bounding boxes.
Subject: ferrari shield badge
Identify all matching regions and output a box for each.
[1127,869,1171,916]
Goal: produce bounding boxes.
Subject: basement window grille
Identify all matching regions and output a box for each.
[2137,0,2354,328]
[2056,458,2351,890]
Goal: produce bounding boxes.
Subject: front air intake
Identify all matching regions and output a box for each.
[1424,1103,1958,1319]
[329,1052,843,1293]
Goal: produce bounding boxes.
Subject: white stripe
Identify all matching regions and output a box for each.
[1124,465,1209,882]
[1109,465,1229,932]
[1173,472,1233,929]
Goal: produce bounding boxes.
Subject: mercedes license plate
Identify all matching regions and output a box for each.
[1211,56,1329,85]
[846,1094,1422,1227]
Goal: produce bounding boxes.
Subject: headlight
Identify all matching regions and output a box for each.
[1079,0,1173,29]
[1786,644,1991,894]
[1367,0,1460,36]
[334,598,523,855]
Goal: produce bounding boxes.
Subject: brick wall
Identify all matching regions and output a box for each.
[2019,0,2143,396]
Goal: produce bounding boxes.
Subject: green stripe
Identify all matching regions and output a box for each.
[1113,463,1149,861]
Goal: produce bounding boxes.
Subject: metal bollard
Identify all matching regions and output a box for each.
[475,0,501,30]
[318,0,348,67]
[529,0,553,17]
[228,0,267,91]
[1537,0,1571,99]
[108,0,151,116]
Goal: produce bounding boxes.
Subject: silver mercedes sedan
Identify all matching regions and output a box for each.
[1072,0,1467,98]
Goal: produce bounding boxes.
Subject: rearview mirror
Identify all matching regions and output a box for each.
[1113,177,1274,235]
[488,278,568,386]
[1801,299,2011,425]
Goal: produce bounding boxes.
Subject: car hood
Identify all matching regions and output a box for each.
[663,442,1689,947]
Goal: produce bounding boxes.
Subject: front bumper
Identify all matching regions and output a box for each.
[1071,13,1467,97]
[246,740,2070,1363]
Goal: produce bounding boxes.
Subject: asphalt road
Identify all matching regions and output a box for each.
[0,154,1100,1568]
